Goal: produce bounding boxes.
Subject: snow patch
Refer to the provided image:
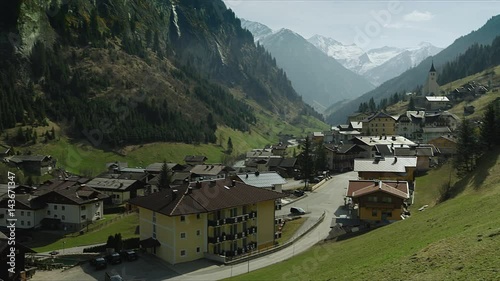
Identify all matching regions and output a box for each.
[216,41,227,65]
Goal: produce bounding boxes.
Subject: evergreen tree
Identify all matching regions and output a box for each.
[114,233,123,252]
[454,118,479,176]
[408,97,415,110]
[158,160,171,190]
[106,235,115,249]
[298,137,313,187]
[227,137,233,154]
[314,144,327,172]
[480,103,498,150]
[368,98,376,112]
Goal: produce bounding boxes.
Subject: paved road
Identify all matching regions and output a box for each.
[32,171,357,281]
[170,171,357,280]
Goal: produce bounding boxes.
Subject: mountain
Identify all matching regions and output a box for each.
[0,0,323,148]
[241,21,374,113]
[326,15,500,124]
[240,18,272,42]
[309,35,443,85]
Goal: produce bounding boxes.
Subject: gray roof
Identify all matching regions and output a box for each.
[145,162,179,172]
[119,168,146,173]
[8,155,51,163]
[354,157,417,173]
[354,136,416,147]
[426,96,449,102]
[86,177,138,191]
[237,172,287,188]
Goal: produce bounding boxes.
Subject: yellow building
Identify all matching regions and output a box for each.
[347,180,409,222]
[361,112,397,136]
[129,179,284,264]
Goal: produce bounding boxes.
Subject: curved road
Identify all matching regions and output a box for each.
[171,171,356,280]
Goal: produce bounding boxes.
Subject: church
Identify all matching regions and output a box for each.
[423,62,440,95]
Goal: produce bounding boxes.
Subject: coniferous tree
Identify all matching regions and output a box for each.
[454,118,479,176]
[408,97,416,111]
[158,160,171,190]
[480,103,498,150]
[299,137,313,187]
[227,137,233,154]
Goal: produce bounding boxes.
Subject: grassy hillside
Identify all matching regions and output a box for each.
[4,109,327,177]
[384,65,500,118]
[229,149,500,281]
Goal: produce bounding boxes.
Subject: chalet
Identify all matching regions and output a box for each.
[361,112,397,136]
[237,172,287,193]
[396,111,425,139]
[271,143,288,156]
[311,132,325,144]
[346,180,410,222]
[394,146,438,172]
[347,112,371,123]
[184,155,208,166]
[85,177,146,204]
[145,162,184,174]
[129,179,285,264]
[0,178,107,231]
[189,164,234,182]
[324,144,365,172]
[428,135,457,156]
[354,156,417,182]
[425,96,449,110]
[350,135,417,158]
[422,127,451,143]
[5,155,56,175]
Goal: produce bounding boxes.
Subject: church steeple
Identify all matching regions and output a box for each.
[429,61,436,72]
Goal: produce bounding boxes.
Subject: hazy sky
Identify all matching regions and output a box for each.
[223,0,500,50]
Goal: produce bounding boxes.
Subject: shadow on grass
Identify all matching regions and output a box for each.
[448,148,500,200]
[21,230,64,251]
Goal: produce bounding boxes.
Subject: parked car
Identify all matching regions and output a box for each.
[293,190,305,197]
[120,250,138,261]
[290,207,306,215]
[105,272,123,281]
[106,253,122,265]
[92,257,107,270]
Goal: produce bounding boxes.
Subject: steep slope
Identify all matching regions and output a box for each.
[0,0,323,148]
[240,18,272,42]
[240,22,374,113]
[326,15,500,124]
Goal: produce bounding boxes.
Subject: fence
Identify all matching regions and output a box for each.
[64,211,138,238]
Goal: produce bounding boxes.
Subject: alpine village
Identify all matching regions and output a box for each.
[1,1,500,281]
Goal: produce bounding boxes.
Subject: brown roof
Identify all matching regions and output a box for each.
[129,179,285,216]
[184,155,208,163]
[347,180,409,199]
[190,164,226,176]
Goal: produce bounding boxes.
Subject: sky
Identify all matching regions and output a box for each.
[223,0,500,50]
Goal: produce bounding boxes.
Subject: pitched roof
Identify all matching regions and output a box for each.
[237,172,287,188]
[190,164,226,176]
[85,177,139,191]
[354,156,417,173]
[184,155,207,163]
[347,180,409,199]
[362,112,396,122]
[145,162,180,173]
[353,136,416,147]
[129,179,285,216]
[35,183,107,205]
[8,155,51,163]
[279,158,297,168]
[429,62,436,72]
[425,96,449,102]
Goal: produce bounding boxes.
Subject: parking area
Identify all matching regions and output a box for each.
[32,252,179,281]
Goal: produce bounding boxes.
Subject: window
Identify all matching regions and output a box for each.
[21,211,24,216]
[54,205,58,210]
[180,250,186,257]
[196,247,200,253]
[153,224,156,237]
[47,210,51,215]
[196,214,201,219]
[62,215,66,221]
[81,206,86,210]
[81,215,86,220]
[196,230,201,236]
[21,221,24,226]
[27,211,31,216]
[54,215,58,218]
[180,216,185,222]
[62,206,65,211]
[27,221,31,226]
[381,197,392,203]
[367,196,378,202]
[372,209,378,217]
[0,214,3,219]
[153,211,156,223]
[180,232,186,239]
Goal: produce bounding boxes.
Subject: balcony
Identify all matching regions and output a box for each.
[208,233,228,244]
[274,232,282,239]
[208,218,227,227]
[248,211,257,219]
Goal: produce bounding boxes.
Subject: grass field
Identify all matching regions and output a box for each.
[276,217,307,245]
[30,213,139,253]
[228,149,500,281]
